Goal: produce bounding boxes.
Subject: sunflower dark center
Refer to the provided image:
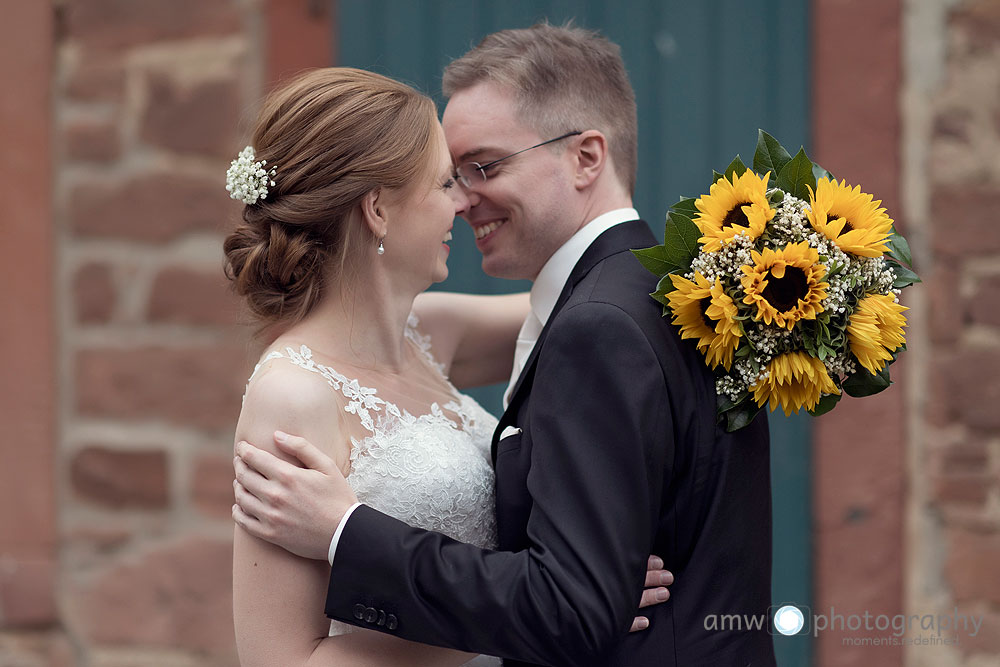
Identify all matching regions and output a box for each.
[762,266,808,312]
[830,211,854,235]
[699,298,715,330]
[721,202,751,229]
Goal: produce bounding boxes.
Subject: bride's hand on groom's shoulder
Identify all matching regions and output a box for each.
[630,555,674,633]
[233,431,358,561]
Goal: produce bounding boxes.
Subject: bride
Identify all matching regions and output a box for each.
[226,68,665,666]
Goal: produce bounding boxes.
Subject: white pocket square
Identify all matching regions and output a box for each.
[500,426,522,440]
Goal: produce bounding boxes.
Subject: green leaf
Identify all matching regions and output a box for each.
[717,390,750,414]
[768,189,785,205]
[808,391,842,416]
[631,245,673,276]
[724,404,761,432]
[842,364,892,398]
[672,197,699,218]
[663,211,701,267]
[812,163,835,184]
[753,130,792,177]
[724,155,748,180]
[712,169,725,184]
[776,147,817,201]
[886,231,913,268]
[886,259,921,288]
[656,272,680,296]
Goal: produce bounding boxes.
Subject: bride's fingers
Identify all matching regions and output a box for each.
[644,568,674,588]
[638,586,670,609]
[629,616,650,633]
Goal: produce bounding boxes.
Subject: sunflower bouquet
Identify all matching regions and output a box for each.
[633,131,919,431]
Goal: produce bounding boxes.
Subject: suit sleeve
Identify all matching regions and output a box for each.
[325,302,672,665]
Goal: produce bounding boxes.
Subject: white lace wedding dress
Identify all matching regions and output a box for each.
[247,314,501,667]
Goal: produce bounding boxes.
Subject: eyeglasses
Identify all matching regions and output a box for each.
[454,131,582,188]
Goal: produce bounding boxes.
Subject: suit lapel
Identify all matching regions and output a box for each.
[491,220,655,459]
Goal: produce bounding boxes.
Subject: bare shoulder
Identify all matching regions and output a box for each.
[237,354,350,469]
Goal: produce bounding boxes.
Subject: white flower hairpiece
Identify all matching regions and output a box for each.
[225,146,277,205]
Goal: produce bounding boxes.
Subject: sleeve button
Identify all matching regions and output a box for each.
[363,607,378,624]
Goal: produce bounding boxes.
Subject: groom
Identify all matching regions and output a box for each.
[234,24,774,666]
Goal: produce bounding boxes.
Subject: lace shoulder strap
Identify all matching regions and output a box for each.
[246,345,393,434]
[405,311,446,376]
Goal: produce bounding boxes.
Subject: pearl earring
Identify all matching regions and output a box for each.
[377,239,385,255]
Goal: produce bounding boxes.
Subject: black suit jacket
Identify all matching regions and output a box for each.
[326,221,775,666]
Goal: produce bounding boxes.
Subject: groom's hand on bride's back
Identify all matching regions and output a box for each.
[232,431,357,561]
[233,431,675,630]
[630,554,674,633]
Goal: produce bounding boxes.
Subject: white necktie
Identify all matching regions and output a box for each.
[503,311,542,409]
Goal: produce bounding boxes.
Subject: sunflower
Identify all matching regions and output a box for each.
[846,293,908,374]
[694,170,776,252]
[667,273,742,370]
[807,178,893,257]
[751,351,840,416]
[740,242,828,330]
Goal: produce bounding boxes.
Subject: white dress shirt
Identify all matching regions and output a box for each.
[328,207,640,566]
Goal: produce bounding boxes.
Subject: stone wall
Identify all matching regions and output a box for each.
[905,0,1000,665]
[1,1,329,665]
[56,1,255,664]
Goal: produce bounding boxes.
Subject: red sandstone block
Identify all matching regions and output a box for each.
[0,556,57,628]
[140,71,240,159]
[925,353,959,427]
[75,346,248,430]
[64,59,126,103]
[931,185,1000,257]
[926,263,963,344]
[945,346,1000,430]
[192,453,235,518]
[940,440,990,474]
[933,473,992,506]
[951,0,1000,53]
[66,537,236,658]
[959,608,1000,656]
[64,117,120,163]
[64,0,240,53]
[148,267,236,326]
[70,446,168,509]
[946,528,1000,605]
[69,170,236,242]
[73,262,116,324]
[968,274,1000,329]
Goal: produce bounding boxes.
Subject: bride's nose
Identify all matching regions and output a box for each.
[452,186,471,215]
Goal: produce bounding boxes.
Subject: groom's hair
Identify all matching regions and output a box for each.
[443,22,638,195]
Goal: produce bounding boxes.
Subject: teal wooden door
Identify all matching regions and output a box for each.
[336,2,812,663]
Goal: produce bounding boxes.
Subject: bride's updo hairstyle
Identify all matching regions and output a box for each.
[224,67,438,328]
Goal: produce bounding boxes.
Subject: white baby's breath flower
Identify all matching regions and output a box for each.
[225,146,277,205]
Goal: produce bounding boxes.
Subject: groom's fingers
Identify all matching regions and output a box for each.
[274,430,337,474]
[233,453,275,501]
[235,440,295,481]
[233,501,270,540]
[233,478,271,524]
[638,586,670,608]
[644,568,674,588]
[629,616,649,632]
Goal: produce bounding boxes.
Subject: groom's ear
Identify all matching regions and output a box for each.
[360,188,388,238]
[572,130,608,190]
